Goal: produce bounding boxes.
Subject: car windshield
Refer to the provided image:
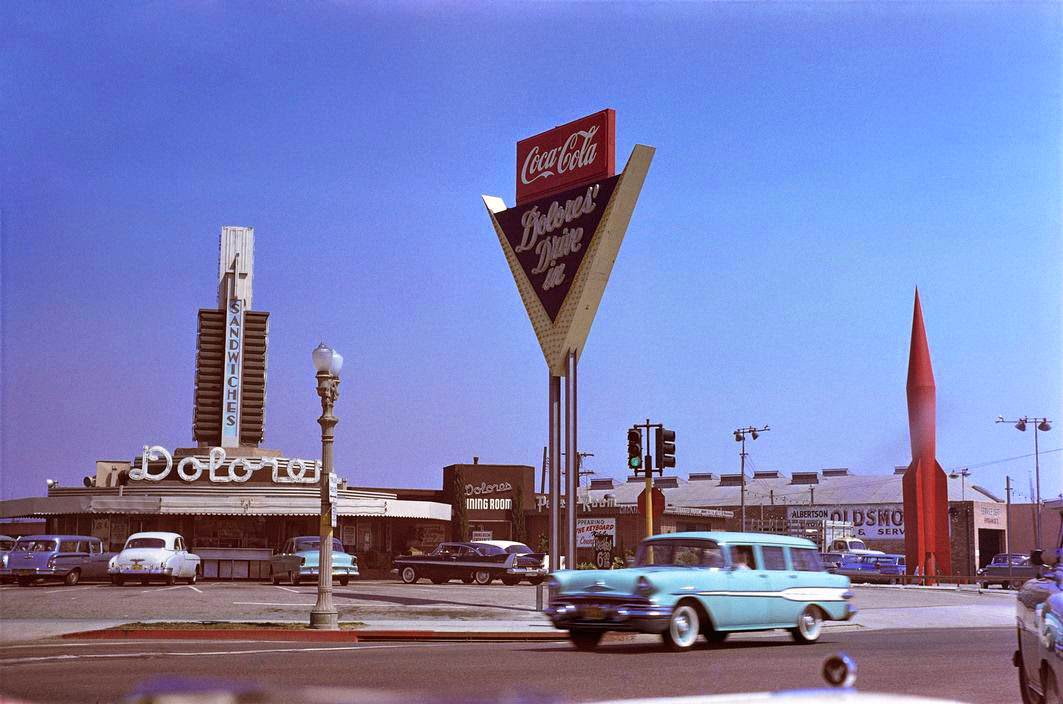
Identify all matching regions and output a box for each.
[848,539,867,551]
[504,544,534,554]
[294,538,344,552]
[15,539,57,552]
[636,540,723,567]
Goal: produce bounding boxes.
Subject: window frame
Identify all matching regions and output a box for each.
[760,545,788,571]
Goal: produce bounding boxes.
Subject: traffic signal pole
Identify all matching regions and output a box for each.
[644,419,654,540]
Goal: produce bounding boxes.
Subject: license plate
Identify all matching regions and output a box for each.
[131,564,143,571]
[582,606,605,620]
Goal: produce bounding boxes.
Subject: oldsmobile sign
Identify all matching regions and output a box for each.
[787,504,905,541]
[516,109,615,204]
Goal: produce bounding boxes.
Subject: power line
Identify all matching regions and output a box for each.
[946,448,1061,472]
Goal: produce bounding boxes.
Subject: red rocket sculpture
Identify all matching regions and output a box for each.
[902,289,951,578]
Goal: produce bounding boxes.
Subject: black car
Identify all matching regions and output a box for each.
[394,541,547,585]
[979,553,1041,589]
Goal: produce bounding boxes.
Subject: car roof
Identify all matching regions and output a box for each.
[472,540,529,548]
[126,532,182,540]
[290,536,340,541]
[16,534,98,541]
[646,531,817,548]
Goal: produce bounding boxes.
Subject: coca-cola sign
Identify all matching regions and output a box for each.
[494,175,620,321]
[516,109,615,205]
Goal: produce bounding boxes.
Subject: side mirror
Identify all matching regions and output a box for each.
[1030,550,1044,566]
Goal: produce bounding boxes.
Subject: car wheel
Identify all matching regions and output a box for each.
[791,606,824,644]
[501,577,520,586]
[187,570,198,586]
[400,567,418,584]
[473,570,492,585]
[662,603,701,651]
[526,577,544,586]
[292,572,301,586]
[271,569,281,586]
[1044,663,1061,704]
[64,569,81,587]
[569,629,603,651]
[16,577,32,587]
[165,574,176,586]
[339,576,350,586]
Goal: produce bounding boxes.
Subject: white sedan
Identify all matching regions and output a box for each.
[108,532,201,585]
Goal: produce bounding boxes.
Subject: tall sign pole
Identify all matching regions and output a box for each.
[484,110,653,568]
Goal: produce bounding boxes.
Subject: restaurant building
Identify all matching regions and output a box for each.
[0,228,451,578]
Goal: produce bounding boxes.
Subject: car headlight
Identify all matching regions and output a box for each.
[635,576,655,597]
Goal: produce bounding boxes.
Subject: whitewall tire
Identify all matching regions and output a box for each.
[662,603,700,651]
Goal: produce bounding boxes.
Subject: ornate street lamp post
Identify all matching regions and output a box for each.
[310,342,343,630]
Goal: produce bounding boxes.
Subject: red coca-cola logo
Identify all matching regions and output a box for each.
[516,109,615,205]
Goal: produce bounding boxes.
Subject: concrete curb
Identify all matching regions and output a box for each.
[61,627,569,643]
[853,584,1017,597]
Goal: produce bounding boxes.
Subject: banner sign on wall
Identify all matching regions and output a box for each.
[787,504,906,541]
[516,109,615,205]
[576,517,616,548]
[494,176,620,321]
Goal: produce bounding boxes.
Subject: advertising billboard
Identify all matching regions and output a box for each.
[787,504,905,542]
[516,109,615,204]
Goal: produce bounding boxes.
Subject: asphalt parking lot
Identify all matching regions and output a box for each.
[0,578,1016,629]
[0,578,547,622]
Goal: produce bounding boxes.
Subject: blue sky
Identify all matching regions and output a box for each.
[2,2,1060,503]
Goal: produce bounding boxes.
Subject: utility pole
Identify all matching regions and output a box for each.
[1005,476,1013,584]
[733,425,769,531]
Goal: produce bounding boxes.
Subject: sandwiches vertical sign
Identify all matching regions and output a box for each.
[220,298,245,447]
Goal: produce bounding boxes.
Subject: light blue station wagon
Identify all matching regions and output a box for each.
[545,531,855,651]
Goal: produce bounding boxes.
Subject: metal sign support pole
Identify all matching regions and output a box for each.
[565,350,578,568]
[549,374,561,572]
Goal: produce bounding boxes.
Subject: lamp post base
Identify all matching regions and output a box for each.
[309,608,339,630]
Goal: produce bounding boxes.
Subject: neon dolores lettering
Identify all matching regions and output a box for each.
[464,481,513,496]
[130,445,321,484]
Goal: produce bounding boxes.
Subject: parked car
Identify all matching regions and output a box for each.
[4,535,113,586]
[1015,513,1062,703]
[545,531,855,651]
[0,535,15,584]
[819,552,844,571]
[394,541,548,585]
[832,554,880,583]
[108,532,200,585]
[868,554,906,584]
[979,553,1040,589]
[269,536,358,586]
[471,540,548,585]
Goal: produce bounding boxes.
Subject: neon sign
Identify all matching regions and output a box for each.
[131,445,320,484]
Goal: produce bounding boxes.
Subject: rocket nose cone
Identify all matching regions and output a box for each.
[907,290,935,388]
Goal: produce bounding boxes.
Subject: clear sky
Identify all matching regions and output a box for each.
[2,2,1060,504]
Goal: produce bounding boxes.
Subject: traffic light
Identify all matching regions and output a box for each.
[627,428,642,471]
[656,427,676,470]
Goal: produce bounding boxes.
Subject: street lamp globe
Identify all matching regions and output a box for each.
[312,342,334,374]
[1014,419,1027,432]
[1038,420,1052,432]
[328,351,343,377]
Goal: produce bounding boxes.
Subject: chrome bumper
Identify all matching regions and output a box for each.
[298,567,358,576]
[110,567,172,576]
[545,601,673,633]
[10,567,70,577]
[506,567,547,576]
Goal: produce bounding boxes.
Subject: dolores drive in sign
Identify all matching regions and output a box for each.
[787,504,905,541]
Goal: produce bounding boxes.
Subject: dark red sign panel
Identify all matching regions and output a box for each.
[516,109,615,205]
[495,175,621,321]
